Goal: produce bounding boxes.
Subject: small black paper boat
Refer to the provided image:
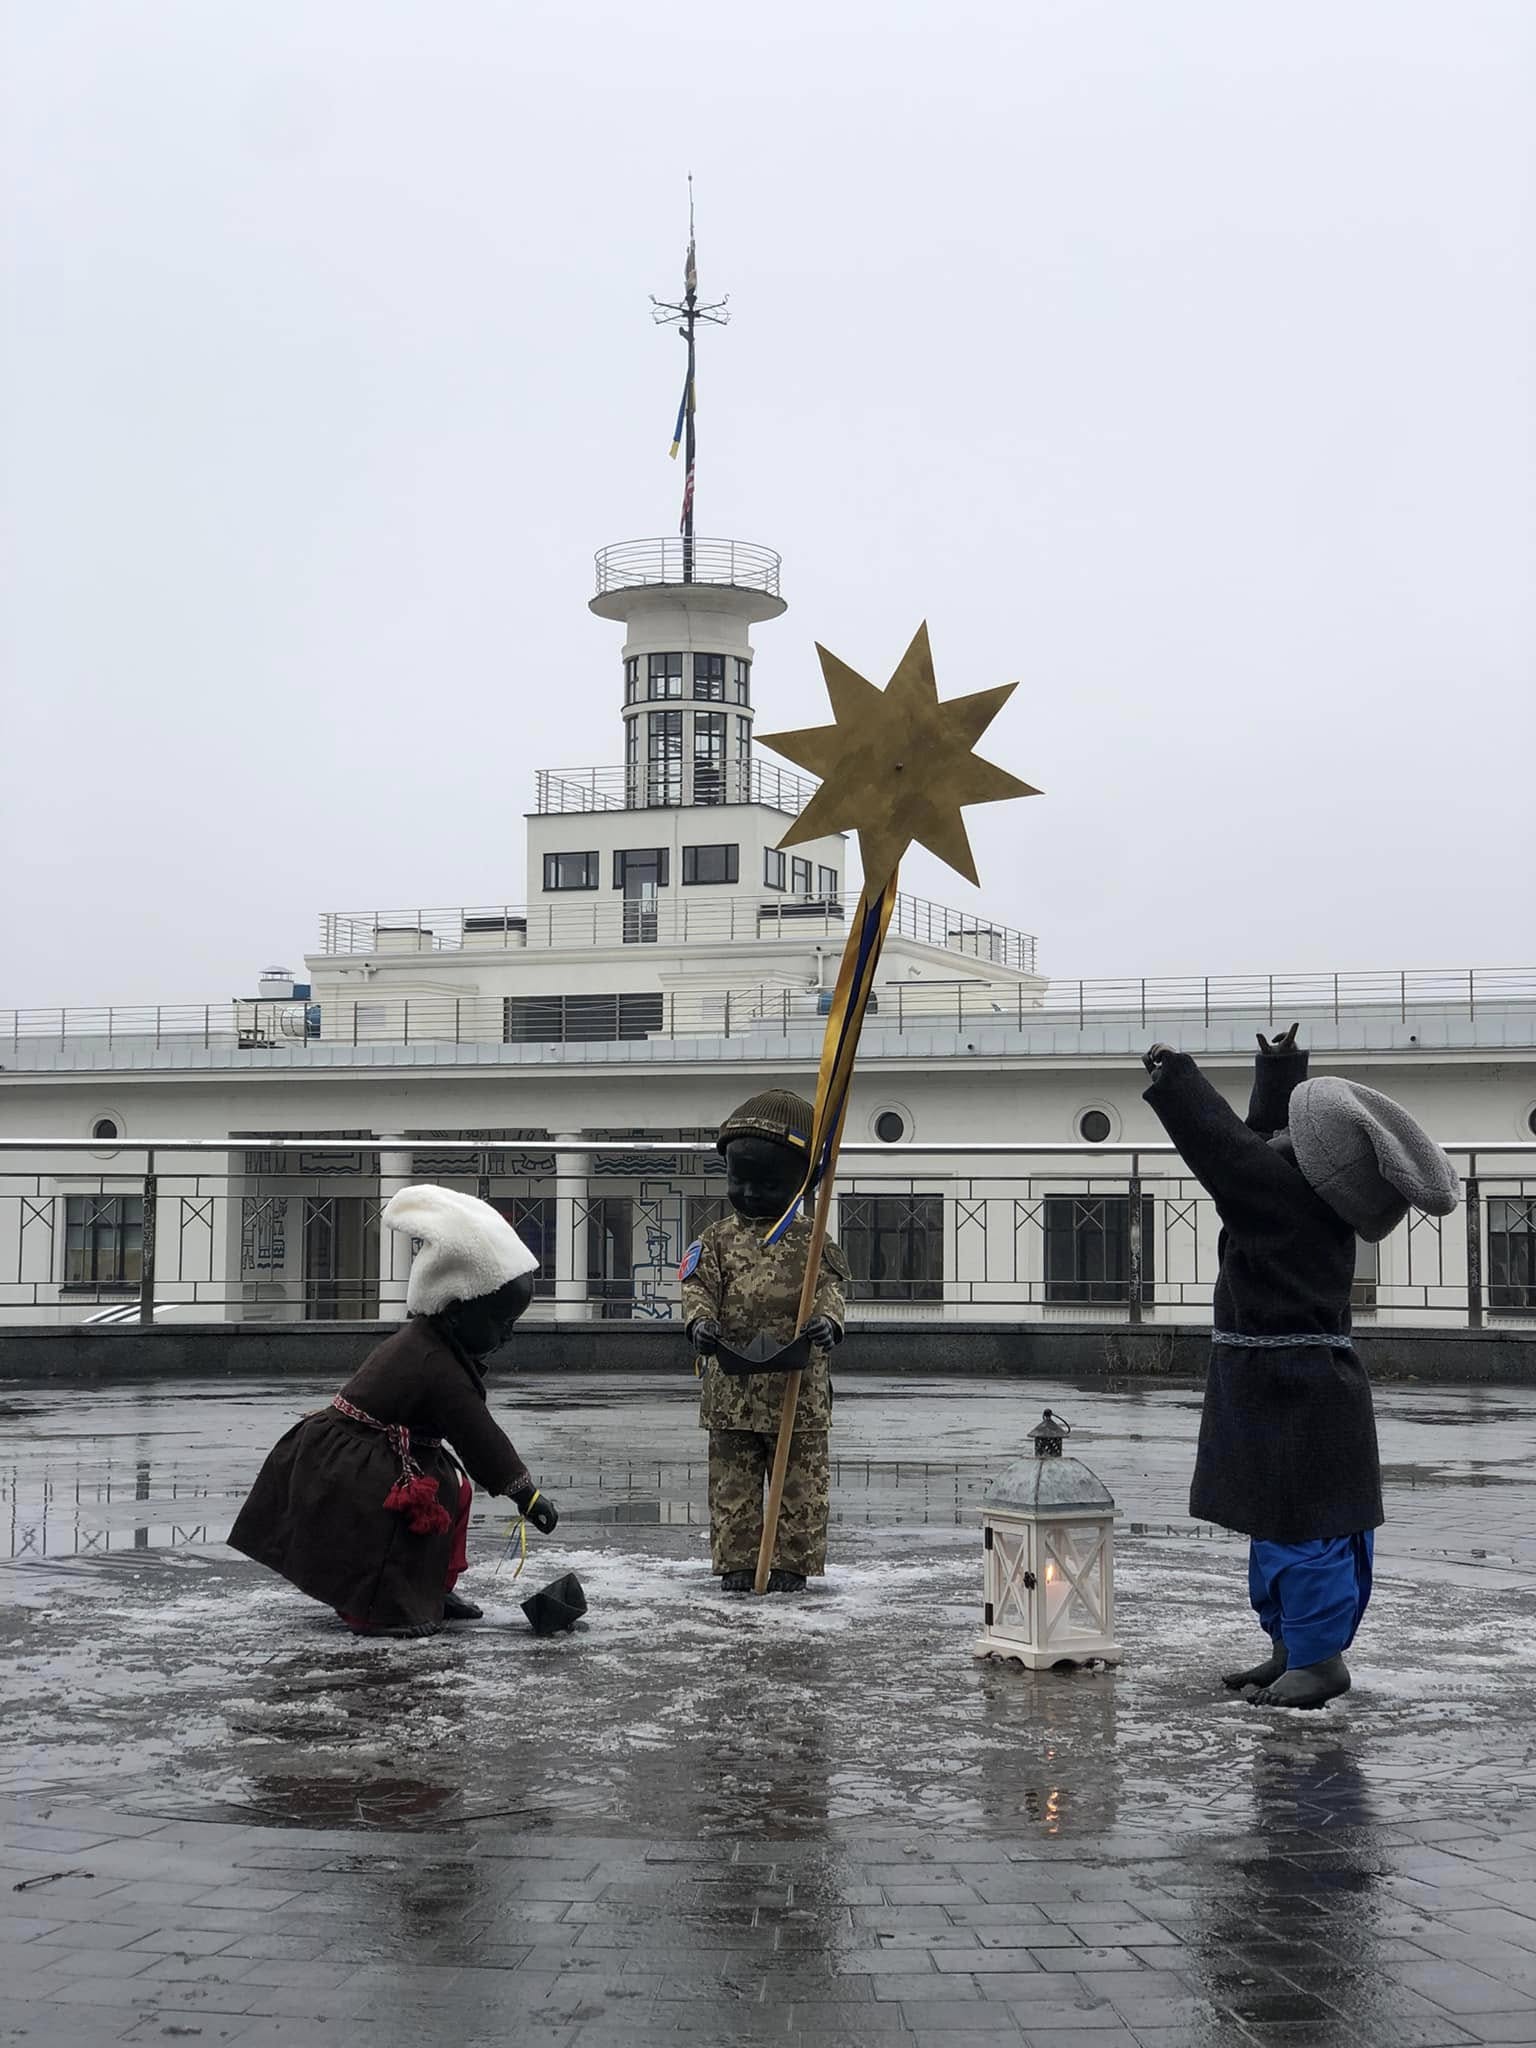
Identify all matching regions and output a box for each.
[713,1332,813,1378]
[521,1571,588,1636]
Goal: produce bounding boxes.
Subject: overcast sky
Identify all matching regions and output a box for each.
[2,1,1532,1007]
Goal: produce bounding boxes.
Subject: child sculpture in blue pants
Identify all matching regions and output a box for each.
[1143,1026,1460,1708]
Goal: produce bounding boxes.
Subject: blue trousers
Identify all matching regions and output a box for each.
[1248,1532,1374,1668]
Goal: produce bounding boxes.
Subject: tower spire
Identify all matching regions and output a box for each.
[652,176,728,582]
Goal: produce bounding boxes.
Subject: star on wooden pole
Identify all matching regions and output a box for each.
[758,623,1040,897]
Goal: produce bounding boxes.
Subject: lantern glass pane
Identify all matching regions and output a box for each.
[1042,1523,1106,1639]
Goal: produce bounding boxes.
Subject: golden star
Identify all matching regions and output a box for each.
[758,623,1040,897]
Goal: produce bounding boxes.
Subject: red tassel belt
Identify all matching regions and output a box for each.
[330,1394,452,1536]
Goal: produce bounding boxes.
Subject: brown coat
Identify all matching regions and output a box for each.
[228,1318,531,1628]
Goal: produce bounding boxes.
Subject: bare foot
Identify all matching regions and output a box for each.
[1222,1637,1288,1691]
[1250,1654,1351,1710]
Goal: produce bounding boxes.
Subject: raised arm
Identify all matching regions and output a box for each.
[1246,1022,1308,1136]
[1143,1047,1307,1239]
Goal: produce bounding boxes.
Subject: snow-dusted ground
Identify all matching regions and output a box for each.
[6,1375,1536,1843]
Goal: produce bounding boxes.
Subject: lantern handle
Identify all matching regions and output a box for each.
[1041,1408,1071,1436]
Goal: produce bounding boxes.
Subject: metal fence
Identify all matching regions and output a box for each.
[6,965,1532,1056]
[593,536,782,596]
[2,1138,1531,1331]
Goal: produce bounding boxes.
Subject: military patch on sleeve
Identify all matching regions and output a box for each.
[821,1241,851,1282]
[678,1240,703,1282]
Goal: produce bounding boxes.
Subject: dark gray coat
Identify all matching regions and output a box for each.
[1144,1047,1383,1543]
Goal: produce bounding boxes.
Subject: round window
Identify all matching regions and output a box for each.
[1528,1107,1536,1137]
[874,1110,907,1144]
[92,1117,120,1143]
[1078,1109,1112,1144]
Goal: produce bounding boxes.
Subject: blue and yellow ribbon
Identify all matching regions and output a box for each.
[765,874,900,1244]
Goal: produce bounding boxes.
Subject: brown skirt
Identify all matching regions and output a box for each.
[229,1410,467,1629]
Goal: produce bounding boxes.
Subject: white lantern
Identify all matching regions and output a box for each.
[973,1409,1121,1670]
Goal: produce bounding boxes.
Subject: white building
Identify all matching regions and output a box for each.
[2,531,1533,1336]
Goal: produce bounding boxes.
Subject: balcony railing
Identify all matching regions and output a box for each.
[594,537,781,597]
[535,759,819,817]
[313,891,1040,970]
[1,1135,1530,1329]
[8,967,1536,1057]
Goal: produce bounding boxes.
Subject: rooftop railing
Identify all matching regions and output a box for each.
[594,536,781,597]
[313,891,1041,971]
[535,759,819,817]
[5,968,1535,1056]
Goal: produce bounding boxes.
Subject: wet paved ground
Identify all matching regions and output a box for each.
[6,1373,1536,2046]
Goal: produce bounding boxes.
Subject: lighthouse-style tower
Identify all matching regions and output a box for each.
[525,216,845,947]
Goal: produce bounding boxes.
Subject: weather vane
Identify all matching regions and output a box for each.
[651,175,728,578]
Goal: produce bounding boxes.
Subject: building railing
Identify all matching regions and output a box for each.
[535,759,820,817]
[0,1137,1530,1331]
[10,966,1536,1057]
[313,890,1040,971]
[594,536,781,597]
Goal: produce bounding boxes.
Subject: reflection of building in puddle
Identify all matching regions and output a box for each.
[4,1442,218,1560]
[973,1661,1121,1840]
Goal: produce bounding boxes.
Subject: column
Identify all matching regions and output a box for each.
[378,1136,413,1320]
[553,1131,592,1322]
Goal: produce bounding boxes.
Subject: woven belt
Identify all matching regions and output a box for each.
[330,1393,442,1480]
[1212,1330,1354,1351]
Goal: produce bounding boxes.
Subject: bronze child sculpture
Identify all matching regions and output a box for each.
[230,1185,559,1636]
[680,1090,848,1594]
[1144,1026,1459,1708]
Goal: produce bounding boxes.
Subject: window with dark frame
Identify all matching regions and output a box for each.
[790,856,813,897]
[63,1194,144,1291]
[693,653,727,701]
[817,865,838,901]
[491,1196,557,1298]
[543,850,599,891]
[647,652,684,700]
[623,657,639,705]
[1489,1197,1536,1311]
[763,847,787,890]
[682,843,739,885]
[1043,1195,1156,1305]
[504,992,665,1044]
[841,1193,943,1302]
[614,848,670,889]
[647,711,683,805]
[732,658,751,705]
[693,710,726,805]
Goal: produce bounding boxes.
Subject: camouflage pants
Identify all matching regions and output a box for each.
[708,1429,830,1577]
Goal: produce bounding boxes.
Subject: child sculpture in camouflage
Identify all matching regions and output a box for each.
[680,1090,849,1594]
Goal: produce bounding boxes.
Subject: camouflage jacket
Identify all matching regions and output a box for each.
[680,1211,848,1433]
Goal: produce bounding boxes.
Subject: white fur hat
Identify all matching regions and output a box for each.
[382,1184,539,1316]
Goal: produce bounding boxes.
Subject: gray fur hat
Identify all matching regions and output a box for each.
[1288,1079,1461,1242]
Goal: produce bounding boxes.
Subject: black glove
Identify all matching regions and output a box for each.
[802,1317,841,1349]
[511,1481,558,1535]
[1142,1041,1175,1076]
[688,1317,721,1358]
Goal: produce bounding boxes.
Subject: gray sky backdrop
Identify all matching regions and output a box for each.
[2,1,1532,1006]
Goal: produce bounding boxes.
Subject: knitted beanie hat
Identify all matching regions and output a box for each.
[382,1184,539,1316]
[717,1088,814,1157]
[1287,1079,1461,1243]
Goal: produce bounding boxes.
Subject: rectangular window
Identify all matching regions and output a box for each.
[763,847,786,890]
[623,657,639,705]
[841,1193,944,1303]
[647,653,684,700]
[1352,1235,1379,1313]
[63,1194,144,1290]
[1043,1195,1156,1305]
[504,992,664,1043]
[587,1196,635,1319]
[624,719,639,800]
[817,865,838,900]
[733,658,751,705]
[647,710,683,806]
[682,843,739,885]
[693,653,726,701]
[542,850,599,891]
[693,710,726,806]
[492,1196,556,1298]
[1489,1197,1536,1312]
[790,856,813,897]
[615,846,668,943]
